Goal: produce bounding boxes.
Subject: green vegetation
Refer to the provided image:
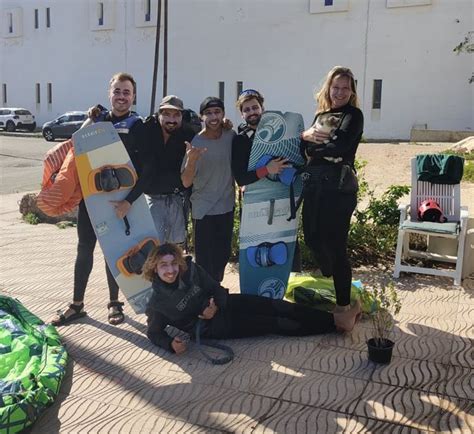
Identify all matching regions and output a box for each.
[441,150,474,183]
[56,221,76,229]
[23,212,40,225]
[348,162,410,266]
[360,281,402,345]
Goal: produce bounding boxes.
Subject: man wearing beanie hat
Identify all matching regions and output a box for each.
[181,96,236,282]
[142,95,196,247]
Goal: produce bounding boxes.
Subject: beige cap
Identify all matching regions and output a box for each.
[159,95,184,111]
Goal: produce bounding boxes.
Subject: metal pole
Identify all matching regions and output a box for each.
[162,0,168,97]
[150,0,162,116]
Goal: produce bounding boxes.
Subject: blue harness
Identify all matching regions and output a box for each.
[96,110,141,134]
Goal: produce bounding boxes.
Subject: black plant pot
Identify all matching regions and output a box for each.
[367,338,395,364]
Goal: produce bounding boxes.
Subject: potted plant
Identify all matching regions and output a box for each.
[363,281,402,364]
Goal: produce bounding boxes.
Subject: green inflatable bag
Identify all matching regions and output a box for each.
[0,295,68,433]
[285,273,375,314]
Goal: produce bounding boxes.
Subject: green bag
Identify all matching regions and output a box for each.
[0,295,68,433]
[285,273,375,314]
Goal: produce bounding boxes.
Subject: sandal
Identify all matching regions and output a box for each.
[108,301,125,325]
[51,303,87,326]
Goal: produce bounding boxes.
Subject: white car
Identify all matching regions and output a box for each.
[0,108,36,132]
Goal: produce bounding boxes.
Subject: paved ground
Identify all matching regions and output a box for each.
[1,192,473,433]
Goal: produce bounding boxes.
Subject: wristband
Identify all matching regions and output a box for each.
[256,166,269,179]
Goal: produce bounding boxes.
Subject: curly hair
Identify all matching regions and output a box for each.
[315,66,359,114]
[143,243,188,282]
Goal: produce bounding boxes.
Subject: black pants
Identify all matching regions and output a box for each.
[193,210,234,283]
[73,201,119,302]
[302,189,356,307]
[209,294,335,338]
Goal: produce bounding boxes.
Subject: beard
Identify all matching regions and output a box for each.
[246,114,261,127]
[163,123,180,134]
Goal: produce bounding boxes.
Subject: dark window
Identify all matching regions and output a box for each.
[47,83,52,104]
[36,83,41,104]
[46,7,50,28]
[8,13,13,33]
[236,81,243,98]
[218,81,225,102]
[372,79,382,109]
[325,0,334,5]
[98,3,104,26]
[2,84,6,104]
[34,9,39,29]
[145,0,151,21]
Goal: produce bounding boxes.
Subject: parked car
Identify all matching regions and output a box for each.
[182,108,202,133]
[0,108,36,132]
[42,111,87,141]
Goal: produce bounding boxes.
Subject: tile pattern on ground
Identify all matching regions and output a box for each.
[0,192,473,433]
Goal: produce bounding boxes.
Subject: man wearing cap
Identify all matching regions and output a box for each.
[143,95,196,246]
[181,97,236,282]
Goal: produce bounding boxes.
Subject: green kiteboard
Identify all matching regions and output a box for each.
[0,295,68,433]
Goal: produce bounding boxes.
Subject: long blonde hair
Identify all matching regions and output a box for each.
[315,66,359,114]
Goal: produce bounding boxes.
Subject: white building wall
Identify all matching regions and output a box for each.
[1,0,472,139]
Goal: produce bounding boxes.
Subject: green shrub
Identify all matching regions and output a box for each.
[441,150,474,182]
[23,213,40,225]
[464,159,474,183]
[348,184,410,267]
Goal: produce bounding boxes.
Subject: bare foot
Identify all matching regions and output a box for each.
[333,300,361,333]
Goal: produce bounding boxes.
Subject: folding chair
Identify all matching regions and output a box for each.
[393,156,468,285]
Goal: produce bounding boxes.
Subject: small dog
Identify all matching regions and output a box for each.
[310,112,342,163]
[314,113,340,141]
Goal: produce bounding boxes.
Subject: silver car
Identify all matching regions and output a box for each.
[42,111,87,141]
[0,108,36,132]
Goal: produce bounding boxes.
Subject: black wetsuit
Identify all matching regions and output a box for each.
[145,257,335,353]
[231,126,260,187]
[300,104,364,307]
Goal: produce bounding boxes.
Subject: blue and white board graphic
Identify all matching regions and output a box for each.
[239,111,305,298]
[73,122,158,314]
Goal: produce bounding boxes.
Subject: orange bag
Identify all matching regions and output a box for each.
[37,139,82,216]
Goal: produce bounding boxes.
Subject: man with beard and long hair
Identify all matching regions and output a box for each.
[143,95,196,246]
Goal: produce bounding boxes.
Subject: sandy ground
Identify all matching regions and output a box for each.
[356,142,474,212]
